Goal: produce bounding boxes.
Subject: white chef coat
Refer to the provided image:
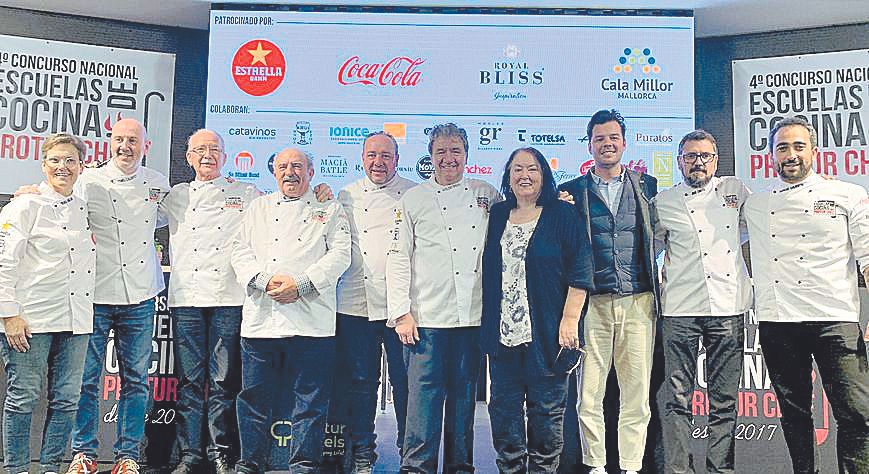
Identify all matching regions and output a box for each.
[386,177,501,328]
[744,173,869,323]
[231,190,351,338]
[652,176,753,317]
[336,175,417,321]
[0,182,95,334]
[77,160,170,305]
[162,177,262,308]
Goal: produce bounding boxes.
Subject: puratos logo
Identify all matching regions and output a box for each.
[231,39,286,96]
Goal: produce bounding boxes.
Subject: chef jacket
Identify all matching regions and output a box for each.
[744,173,869,322]
[77,160,169,305]
[0,182,95,333]
[231,190,351,338]
[162,177,262,307]
[336,175,416,320]
[652,176,752,317]
[386,177,501,328]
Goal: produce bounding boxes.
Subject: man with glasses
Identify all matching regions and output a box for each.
[651,130,751,473]
[744,117,869,473]
[161,129,261,474]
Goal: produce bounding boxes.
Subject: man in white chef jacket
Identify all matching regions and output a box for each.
[231,148,351,474]
[57,118,170,474]
[386,123,501,473]
[161,129,261,474]
[652,129,751,473]
[0,133,95,474]
[330,131,416,473]
[743,116,869,474]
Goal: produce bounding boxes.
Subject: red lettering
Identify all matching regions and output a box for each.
[844,149,868,175]
[0,134,13,158]
[739,391,758,417]
[763,391,781,418]
[691,389,708,416]
[819,151,837,176]
[338,56,424,87]
[102,375,120,401]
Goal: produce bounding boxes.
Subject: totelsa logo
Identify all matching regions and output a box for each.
[416,155,434,180]
[228,126,277,140]
[231,39,286,96]
[338,56,424,87]
[614,47,661,75]
[235,151,254,172]
[293,121,312,145]
[517,129,567,146]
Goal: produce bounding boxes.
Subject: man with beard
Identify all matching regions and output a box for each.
[557,109,659,474]
[231,148,350,474]
[330,131,416,473]
[386,123,500,473]
[651,129,751,473]
[743,117,869,474]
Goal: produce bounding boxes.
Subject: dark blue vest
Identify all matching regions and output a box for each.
[588,181,652,294]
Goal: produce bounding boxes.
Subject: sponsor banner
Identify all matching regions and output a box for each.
[732,49,869,191]
[0,34,175,192]
[206,11,694,193]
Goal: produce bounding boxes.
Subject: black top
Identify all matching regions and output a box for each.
[481,199,594,371]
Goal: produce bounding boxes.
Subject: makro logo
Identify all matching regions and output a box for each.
[613,47,661,74]
[517,129,567,146]
[293,121,312,145]
[416,155,434,180]
[329,125,371,145]
[228,126,277,141]
[478,122,504,151]
[635,132,674,144]
[234,151,254,172]
[338,56,424,87]
[231,39,286,96]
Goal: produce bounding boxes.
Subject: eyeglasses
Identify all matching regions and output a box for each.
[44,156,82,167]
[188,146,223,157]
[679,152,717,165]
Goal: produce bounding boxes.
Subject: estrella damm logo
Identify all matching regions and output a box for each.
[614,48,661,74]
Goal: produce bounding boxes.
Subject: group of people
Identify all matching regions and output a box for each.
[0,108,866,474]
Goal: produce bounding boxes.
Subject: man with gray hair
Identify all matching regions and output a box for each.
[231,147,350,474]
[161,129,261,474]
[387,123,500,473]
[652,129,751,473]
[744,117,869,473]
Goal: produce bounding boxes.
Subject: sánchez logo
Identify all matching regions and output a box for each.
[338,56,424,87]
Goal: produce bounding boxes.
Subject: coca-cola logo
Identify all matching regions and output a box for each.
[338,56,424,87]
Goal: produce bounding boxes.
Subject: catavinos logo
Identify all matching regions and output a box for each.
[338,56,424,87]
[231,40,286,96]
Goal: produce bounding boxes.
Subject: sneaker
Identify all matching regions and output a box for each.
[111,459,140,474]
[588,468,608,474]
[65,453,98,474]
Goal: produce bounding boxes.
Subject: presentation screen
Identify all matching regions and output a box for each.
[206,9,694,193]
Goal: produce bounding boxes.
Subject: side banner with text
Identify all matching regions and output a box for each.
[0,34,175,192]
[732,49,869,191]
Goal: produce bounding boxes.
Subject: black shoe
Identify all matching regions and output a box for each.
[171,463,197,474]
[213,458,232,474]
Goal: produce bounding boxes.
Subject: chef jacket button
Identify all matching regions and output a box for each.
[469,205,473,208]
[455,272,459,275]
[218,227,222,230]
[70,248,75,251]
[798,280,802,284]
[85,292,89,296]
[690,210,694,213]
[192,227,196,231]
[449,227,453,231]
[364,209,368,212]
[473,247,477,250]
[194,269,198,271]
[113,199,117,203]
[140,260,144,264]
[453,248,457,252]
[703,252,708,256]
[804,210,809,213]
[143,242,147,245]
[71,270,75,274]
[70,292,74,296]
[80,207,84,211]
[772,234,776,238]
[122,264,127,267]
[275,238,279,242]
[118,220,123,224]
[726,273,730,277]
[145,220,149,224]
[121,242,125,245]
[683,193,688,197]
[722,204,726,207]
[193,208,196,212]
[272,258,277,262]
[727,249,732,254]
[801,234,806,237]
[774,258,778,261]
[298,238,302,242]
[706,275,710,279]
[275,219,279,222]
[698,229,702,233]
[465,188,469,191]
[771,211,775,215]
[442,207,447,211]
[87,270,91,274]
[775,280,779,283]
[363,251,367,255]
[63,226,67,230]
[193,249,197,252]
[363,230,368,233]
[800,256,804,260]
[364,276,368,280]
[91,249,95,252]
[726,225,730,229]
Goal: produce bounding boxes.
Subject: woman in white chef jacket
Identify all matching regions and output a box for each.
[0,133,95,474]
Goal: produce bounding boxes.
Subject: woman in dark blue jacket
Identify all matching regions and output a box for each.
[482,147,594,473]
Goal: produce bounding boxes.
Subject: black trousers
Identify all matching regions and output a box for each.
[660,315,744,474]
[759,321,869,474]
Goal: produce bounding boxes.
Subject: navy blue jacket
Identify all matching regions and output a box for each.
[558,169,661,316]
[481,200,594,371]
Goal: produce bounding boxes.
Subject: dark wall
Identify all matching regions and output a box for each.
[0,6,208,188]
[695,22,869,176]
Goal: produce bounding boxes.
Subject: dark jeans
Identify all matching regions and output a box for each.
[1,333,88,473]
[172,306,242,464]
[488,343,570,474]
[660,315,744,474]
[401,327,480,474]
[330,314,408,464]
[237,336,335,474]
[73,300,155,461]
[759,321,869,474]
